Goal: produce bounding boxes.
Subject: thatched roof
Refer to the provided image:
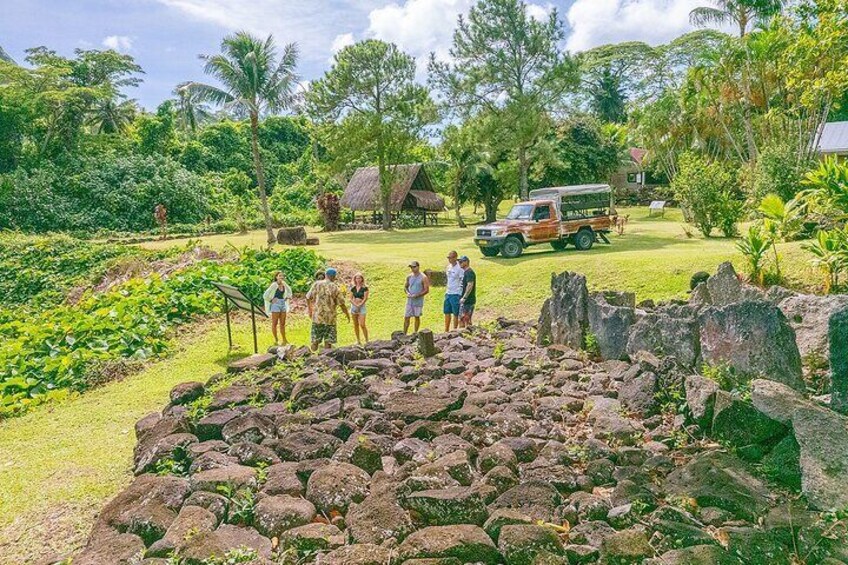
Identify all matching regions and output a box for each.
[341,164,445,212]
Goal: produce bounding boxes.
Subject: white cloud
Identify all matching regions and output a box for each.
[565,0,710,52]
[330,32,355,54]
[526,2,554,21]
[155,0,384,68]
[102,35,133,52]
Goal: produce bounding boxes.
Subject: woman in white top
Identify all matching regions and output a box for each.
[263,271,292,346]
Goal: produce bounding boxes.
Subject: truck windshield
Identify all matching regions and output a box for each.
[506,204,534,220]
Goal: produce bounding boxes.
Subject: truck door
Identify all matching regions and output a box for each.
[531,204,557,242]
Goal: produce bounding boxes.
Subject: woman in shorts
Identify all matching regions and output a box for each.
[263,271,292,345]
[349,272,369,344]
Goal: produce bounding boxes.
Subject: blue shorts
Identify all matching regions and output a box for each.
[351,303,367,315]
[443,294,461,316]
[270,301,289,313]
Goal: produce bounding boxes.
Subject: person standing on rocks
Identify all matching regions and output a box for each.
[307,269,326,320]
[263,271,292,346]
[404,261,430,334]
[459,255,476,328]
[444,250,464,332]
[349,272,370,345]
[306,267,350,351]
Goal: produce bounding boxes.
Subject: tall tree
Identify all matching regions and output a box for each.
[689,0,786,37]
[307,40,437,230]
[187,32,300,245]
[430,0,579,200]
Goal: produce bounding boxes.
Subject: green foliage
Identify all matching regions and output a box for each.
[0,233,148,308]
[0,242,323,417]
[217,483,257,526]
[801,157,848,223]
[532,117,624,189]
[0,154,214,232]
[672,153,742,237]
[737,225,771,285]
[701,362,740,392]
[583,332,601,359]
[747,142,813,203]
[154,444,192,477]
[802,228,848,293]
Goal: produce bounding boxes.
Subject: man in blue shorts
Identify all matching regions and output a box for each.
[443,250,464,332]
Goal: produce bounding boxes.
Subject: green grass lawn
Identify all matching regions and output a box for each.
[0,207,819,563]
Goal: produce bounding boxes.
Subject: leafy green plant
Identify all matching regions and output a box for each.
[803,228,848,294]
[0,242,323,417]
[736,225,771,285]
[701,363,738,391]
[217,484,257,526]
[583,332,601,359]
[154,444,192,477]
[672,153,740,238]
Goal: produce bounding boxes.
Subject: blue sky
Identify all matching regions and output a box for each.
[0,0,709,109]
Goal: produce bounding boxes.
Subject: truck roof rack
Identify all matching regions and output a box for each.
[529,184,611,198]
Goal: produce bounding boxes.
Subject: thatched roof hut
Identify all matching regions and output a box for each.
[341,164,445,213]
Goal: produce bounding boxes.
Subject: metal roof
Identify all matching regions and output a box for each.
[818,121,848,154]
[529,184,612,198]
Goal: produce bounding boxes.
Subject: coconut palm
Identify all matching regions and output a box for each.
[187,32,300,245]
[88,98,137,134]
[173,82,212,132]
[441,124,492,228]
[690,0,785,37]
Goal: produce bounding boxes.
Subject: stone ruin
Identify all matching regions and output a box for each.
[68,263,848,565]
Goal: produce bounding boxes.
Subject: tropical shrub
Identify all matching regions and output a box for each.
[747,142,814,203]
[801,157,848,226]
[0,154,214,232]
[737,225,771,285]
[672,153,741,237]
[0,244,323,417]
[802,228,848,294]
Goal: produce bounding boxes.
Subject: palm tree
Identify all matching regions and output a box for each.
[441,124,492,229]
[187,32,299,245]
[690,0,785,37]
[88,99,137,134]
[173,82,212,132]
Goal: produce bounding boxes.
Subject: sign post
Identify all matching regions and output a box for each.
[211,282,268,354]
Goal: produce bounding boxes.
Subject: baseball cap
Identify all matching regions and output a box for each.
[408,261,420,268]
[325,267,337,277]
[458,255,470,262]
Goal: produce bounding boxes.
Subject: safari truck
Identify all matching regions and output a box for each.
[474,184,615,258]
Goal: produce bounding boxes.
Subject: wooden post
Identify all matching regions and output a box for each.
[417,329,438,358]
[251,306,258,354]
[224,293,232,350]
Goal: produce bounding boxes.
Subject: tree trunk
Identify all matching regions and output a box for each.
[453,176,466,228]
[378,144,391,231]
[518,146,529,200]
[484,196,499,223]
[250,112,276,245]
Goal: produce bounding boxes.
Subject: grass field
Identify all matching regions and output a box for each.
[0,207,817,563]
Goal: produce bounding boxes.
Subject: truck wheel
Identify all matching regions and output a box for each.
[500,236,524,258]
[573,228,595,251]
[480,247,499,257]
[551,240,568,251]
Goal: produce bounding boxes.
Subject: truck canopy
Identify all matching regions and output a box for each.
[529,184,613,217]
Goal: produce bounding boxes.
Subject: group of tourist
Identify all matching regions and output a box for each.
[263,251,477,351]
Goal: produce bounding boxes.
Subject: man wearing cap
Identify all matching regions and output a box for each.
[403,261,430,334]
[458,256,477,328]
[306,267,350,351]
[444,250,464,332]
